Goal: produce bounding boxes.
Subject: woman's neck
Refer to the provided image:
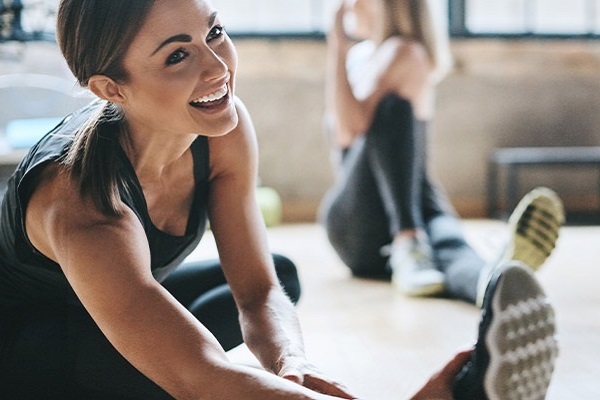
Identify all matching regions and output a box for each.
[119,124,196,183]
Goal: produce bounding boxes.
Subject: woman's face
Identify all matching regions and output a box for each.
[348,0,382,40]
[118,0,238,138]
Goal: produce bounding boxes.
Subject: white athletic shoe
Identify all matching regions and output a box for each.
[385,235,445,297]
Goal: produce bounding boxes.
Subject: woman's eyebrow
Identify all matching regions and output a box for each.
[151,12,218,56]
[208,11,217,27]
[152,34,192,56]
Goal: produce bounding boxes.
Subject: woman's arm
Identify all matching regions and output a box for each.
[24,164,348,400]
[207,97,355,399]
[325,2,363,147]
[325,2,432,148]
[207,97,302,372]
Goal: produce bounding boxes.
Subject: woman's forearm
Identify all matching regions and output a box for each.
[239,287,306,373]
[85,281,330,400]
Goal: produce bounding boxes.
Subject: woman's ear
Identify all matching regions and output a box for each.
[88,75,126,104]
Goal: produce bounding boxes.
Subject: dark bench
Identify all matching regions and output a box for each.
[487,146,600,218]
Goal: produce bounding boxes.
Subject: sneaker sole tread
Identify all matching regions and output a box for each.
[484,267,559,400]
[506,188,564,271]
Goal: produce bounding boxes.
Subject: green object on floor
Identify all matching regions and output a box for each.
[256,186,282,227]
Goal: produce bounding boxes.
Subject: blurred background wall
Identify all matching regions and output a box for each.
[2,36,600,221]
[233,38,600,220]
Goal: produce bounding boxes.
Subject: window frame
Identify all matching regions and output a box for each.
[8,0,600,43]
[449,0,600,39]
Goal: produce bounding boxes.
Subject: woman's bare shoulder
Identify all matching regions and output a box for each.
[25,162,139,262]
[28,163,106,221]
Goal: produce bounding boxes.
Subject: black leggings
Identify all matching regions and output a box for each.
[0,254,300,400]
[319,94,486,302]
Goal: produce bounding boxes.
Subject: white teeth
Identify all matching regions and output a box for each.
[192,85,228,104]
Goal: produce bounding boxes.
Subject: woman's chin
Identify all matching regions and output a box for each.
[197,116,239,137]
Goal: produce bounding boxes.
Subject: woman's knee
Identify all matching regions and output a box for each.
[272,254,301,304]
[367,95,414,140]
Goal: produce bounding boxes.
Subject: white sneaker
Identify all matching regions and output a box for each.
[384,235,445,297]
[476,187,564,307]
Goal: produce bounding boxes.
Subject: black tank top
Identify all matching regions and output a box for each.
[0,101,210,307]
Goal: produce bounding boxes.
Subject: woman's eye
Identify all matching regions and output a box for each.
[166,48,189,65]
[208,25,225,41]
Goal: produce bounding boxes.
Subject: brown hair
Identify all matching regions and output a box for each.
[56,0,156,215]
[379,0,452,82]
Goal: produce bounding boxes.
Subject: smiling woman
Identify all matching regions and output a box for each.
[0,0,352,399]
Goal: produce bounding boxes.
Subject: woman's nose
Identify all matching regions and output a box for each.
[199,48,228,82]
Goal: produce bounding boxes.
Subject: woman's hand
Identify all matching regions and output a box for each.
[276,355,358,399]
[410,350,472,400]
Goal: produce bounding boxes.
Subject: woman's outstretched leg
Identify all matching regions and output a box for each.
[162,254,301,351]
[425,213,486,304]
[423,185,564,305]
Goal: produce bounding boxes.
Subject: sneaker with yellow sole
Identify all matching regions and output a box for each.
[476,187,564,307]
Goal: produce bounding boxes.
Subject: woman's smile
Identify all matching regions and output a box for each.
[189,83,231,113]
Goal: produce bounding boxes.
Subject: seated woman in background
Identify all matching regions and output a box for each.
[319,1,563,397]
[319,0,564,306]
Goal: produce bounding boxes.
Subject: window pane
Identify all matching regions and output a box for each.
[431,0,449,34]
[208,0,445,35]
[533,0,588,34]
[593,0,600,33]
[465,0,599,36]
[320,0,341,32]
[21,0,59,37]
[213,0,332,33]
[466,0,528,33]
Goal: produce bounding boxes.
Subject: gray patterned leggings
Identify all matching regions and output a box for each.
[319,94,486,303]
